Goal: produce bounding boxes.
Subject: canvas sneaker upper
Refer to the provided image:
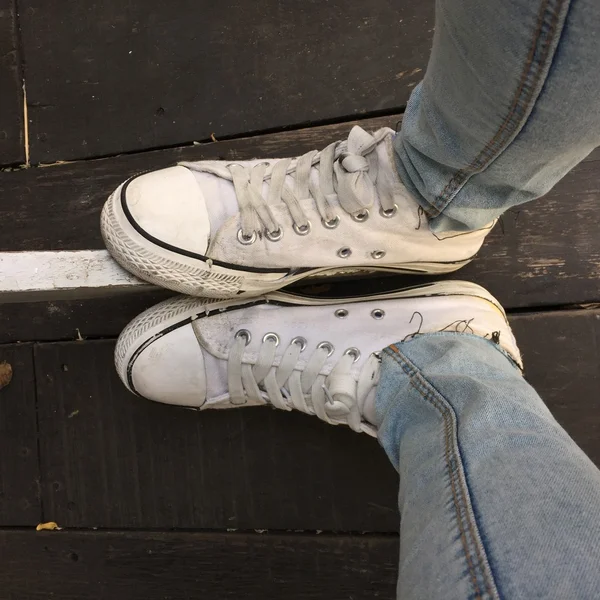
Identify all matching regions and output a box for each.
[101,127,494,298]
[115,282,522,436]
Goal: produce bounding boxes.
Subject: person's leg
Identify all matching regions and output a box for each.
[394,0,600,232]
[375,333,600,599]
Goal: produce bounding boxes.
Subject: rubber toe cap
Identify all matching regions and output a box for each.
[124,166,210,255]
[130,324,207,408]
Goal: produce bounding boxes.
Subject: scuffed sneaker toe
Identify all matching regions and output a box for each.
[123,316,208,408]
[101,166,249,297]
[123,166,210,255]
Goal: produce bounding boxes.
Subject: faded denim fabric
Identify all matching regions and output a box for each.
[393,0,600,232]
[375,333,600,600]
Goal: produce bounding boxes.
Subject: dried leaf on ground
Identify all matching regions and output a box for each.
[0,362,12,390]
[36,521,62,531]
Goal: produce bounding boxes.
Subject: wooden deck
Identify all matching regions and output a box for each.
[0,1,599,598]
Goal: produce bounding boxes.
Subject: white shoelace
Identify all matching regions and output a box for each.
[227,331,381,433]
[181,126,398,242]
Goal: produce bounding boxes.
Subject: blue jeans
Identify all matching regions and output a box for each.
[380,0,600,598]
[393,0,600,233]
[376,336,600,599]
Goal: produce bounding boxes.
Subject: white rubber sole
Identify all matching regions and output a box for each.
[101,185,474,299]
[115,280,510,393]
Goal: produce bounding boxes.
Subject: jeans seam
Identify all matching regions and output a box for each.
[431,0,568,215]
[385,345,499,600]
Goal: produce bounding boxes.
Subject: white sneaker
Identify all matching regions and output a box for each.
[101,126,494,298]
[115,281,521,436]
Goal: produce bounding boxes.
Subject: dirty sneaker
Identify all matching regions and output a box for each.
[101,126,494,298]
[114,281,521,435]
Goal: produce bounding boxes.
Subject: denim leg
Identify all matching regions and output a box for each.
[375,333,600,600]
[393,0,600,232]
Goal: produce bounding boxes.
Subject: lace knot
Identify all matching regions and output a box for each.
[340,153,369,173]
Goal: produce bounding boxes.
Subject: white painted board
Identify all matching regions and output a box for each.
[0,250,153,303]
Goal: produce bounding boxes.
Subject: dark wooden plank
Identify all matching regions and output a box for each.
[511,308,600,466]
[0,290,172,344]
[0,530,398,600]
[0,343,41,525]
[34,338,399,531]
[34,309,599,531]
[19,0,432,163]
[0,115,598,321]
[0,0,24,165]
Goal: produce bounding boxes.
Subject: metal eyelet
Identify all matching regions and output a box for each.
[351,209,369,223]
[237,229,257,245]
[344,347,361,362]
[337,247,352,259]
[334,308,348,319]
[380,204,398,218]
[291,336,307,352]
[262,332,280,346]
[371,250,386,259]
[322,216,340,229]
[317,341,335,356]
[292,221,311,236]
[235,329,252,345]
[265,228,283,242]
[371,309,385,320]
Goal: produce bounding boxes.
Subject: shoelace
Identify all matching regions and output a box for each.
[227,331,381,434]
[181,126,398,243]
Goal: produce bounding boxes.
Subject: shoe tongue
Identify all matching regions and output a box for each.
[190,170,240,234]
[201,350,229,398]
[361,388,379,426]
[357,353,381,426]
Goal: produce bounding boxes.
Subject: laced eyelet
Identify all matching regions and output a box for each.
[351,209,369,223]
[380,204,398,218]
[371,309,385,320]
[235,329,252,345]
[322,216,340,229]
[337,247,352,259]
[291,336,307,352]
[292,221,311,236]
[317,341,335,356]
[334,308,348,319]
[262,332,280,346]
[371,250,386,259]
[344,347,361,362]
[265,228,283,242]
[237,229,257,245]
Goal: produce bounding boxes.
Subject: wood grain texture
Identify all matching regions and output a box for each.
[0,0,24,165]
[0,115,598,317]
[0,530,398,600]
[0,343,41,525]
[33,309,600,531]
[19,0,432,163]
